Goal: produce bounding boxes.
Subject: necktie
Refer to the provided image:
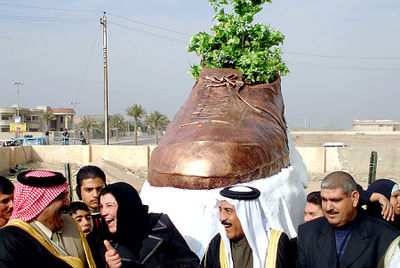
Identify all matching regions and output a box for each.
[51,231,65,249]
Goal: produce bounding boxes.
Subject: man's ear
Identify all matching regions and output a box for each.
[351,190,360,207]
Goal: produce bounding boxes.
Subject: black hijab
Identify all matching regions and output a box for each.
[366,179,400,229]
[100,182,161,255]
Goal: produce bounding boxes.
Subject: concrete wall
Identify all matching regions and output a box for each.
[31,145,91,165]
[1,145,399,179]
[297,145,400,178]
[30,145,151,171]
[0,146,32,172]
[91,145,149,170]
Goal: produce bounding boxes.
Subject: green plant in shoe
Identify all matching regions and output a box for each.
[187,0,289,84]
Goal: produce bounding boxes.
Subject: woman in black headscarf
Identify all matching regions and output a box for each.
[361,179,400,229]
[92,182,199,268]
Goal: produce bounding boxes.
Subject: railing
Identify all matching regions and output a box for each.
[43,137,81,145]
[6,137,82,146]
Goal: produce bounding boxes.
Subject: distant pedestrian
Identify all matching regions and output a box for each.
[80,133,87,145]
[62,129,70,145]
[43,131,50,145]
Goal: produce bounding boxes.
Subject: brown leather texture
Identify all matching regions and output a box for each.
[148,68,289,189]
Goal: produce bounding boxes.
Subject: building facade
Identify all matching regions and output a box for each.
[0,105,75,133]
[352,120,400,132]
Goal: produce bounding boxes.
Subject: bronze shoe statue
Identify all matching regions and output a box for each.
[148,68,289,189]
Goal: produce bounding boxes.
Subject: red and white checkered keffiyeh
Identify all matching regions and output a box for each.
[10,170,69,222]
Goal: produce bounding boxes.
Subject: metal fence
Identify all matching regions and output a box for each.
[2,137,82,146]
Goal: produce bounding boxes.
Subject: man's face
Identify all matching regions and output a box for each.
[321,187,359,227]
[72,209,93,236]
[99,193,118,234]
[80,177,105,212]
[390,190,400,215]
[36,191,70,231]
[219,200,244,240]
[0,193,13,225]
[304,202,324,222]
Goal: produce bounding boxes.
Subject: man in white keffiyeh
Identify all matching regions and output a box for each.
[202,185,294,268]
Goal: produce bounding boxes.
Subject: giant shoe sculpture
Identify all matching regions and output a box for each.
[149,68,290,189]
[142,67,307,258]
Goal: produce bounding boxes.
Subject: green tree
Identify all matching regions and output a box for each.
[110,113,125,141]
[39,111,56,131]
[79,116,97,144]
[187,0,288,84]
[126,104,147,145]
[146,111,169,145]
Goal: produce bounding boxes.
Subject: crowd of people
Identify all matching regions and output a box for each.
[0,166,399,267]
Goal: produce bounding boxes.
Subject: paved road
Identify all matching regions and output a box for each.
[91,134,157,146]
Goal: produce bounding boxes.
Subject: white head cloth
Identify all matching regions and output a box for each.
[216,185,271,268]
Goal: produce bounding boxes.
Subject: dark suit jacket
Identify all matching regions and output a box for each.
[297,212,400,268]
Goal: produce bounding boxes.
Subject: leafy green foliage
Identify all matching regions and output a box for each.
[126,104,147,145]
[39,111,56,131]
[79,116,98,144]
[110,113,125,130]
[146,111,169,145]
[187,0,289,84]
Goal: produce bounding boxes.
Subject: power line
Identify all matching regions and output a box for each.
[1,1,399,61]
[74,25,102,104]
[107,12,190,36]
[0,14,94,22]
[287,60,400,71]
[108,21,188,45]
[284,50,400,60]
[0,2,99,13]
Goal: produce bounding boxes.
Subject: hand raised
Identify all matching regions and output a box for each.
[104,240,122,268]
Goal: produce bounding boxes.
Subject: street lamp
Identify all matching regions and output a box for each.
[13,81,23,118]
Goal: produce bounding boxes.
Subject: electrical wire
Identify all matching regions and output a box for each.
[74,25,102,104]
[0,14,94,22]
[0,2,99,13]
[1,1,399,64]
[284,50,400,60]
[108,21,188,45]
[287,60,400,71]
[107,12,190,36]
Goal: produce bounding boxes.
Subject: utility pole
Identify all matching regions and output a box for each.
[70,101,79,138]
[100,12,109,145]
[13,81,23,119]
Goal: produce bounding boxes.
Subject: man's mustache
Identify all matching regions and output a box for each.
[325,209,339,215]
[221,221,232,227]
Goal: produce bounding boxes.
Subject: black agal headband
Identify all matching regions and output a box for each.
[220,185,260,200]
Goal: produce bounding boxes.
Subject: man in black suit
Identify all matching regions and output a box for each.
[297,171,400,268]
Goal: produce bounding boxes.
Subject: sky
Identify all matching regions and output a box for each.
[1,0,399,130]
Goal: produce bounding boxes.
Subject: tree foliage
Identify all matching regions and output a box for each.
[110,113,125,141]
[39,111,56,131]
[79,116,97,144]
[146,111,169,145]
[187,0,288,84]
[110,113,125,130]
[126,104,147,145]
